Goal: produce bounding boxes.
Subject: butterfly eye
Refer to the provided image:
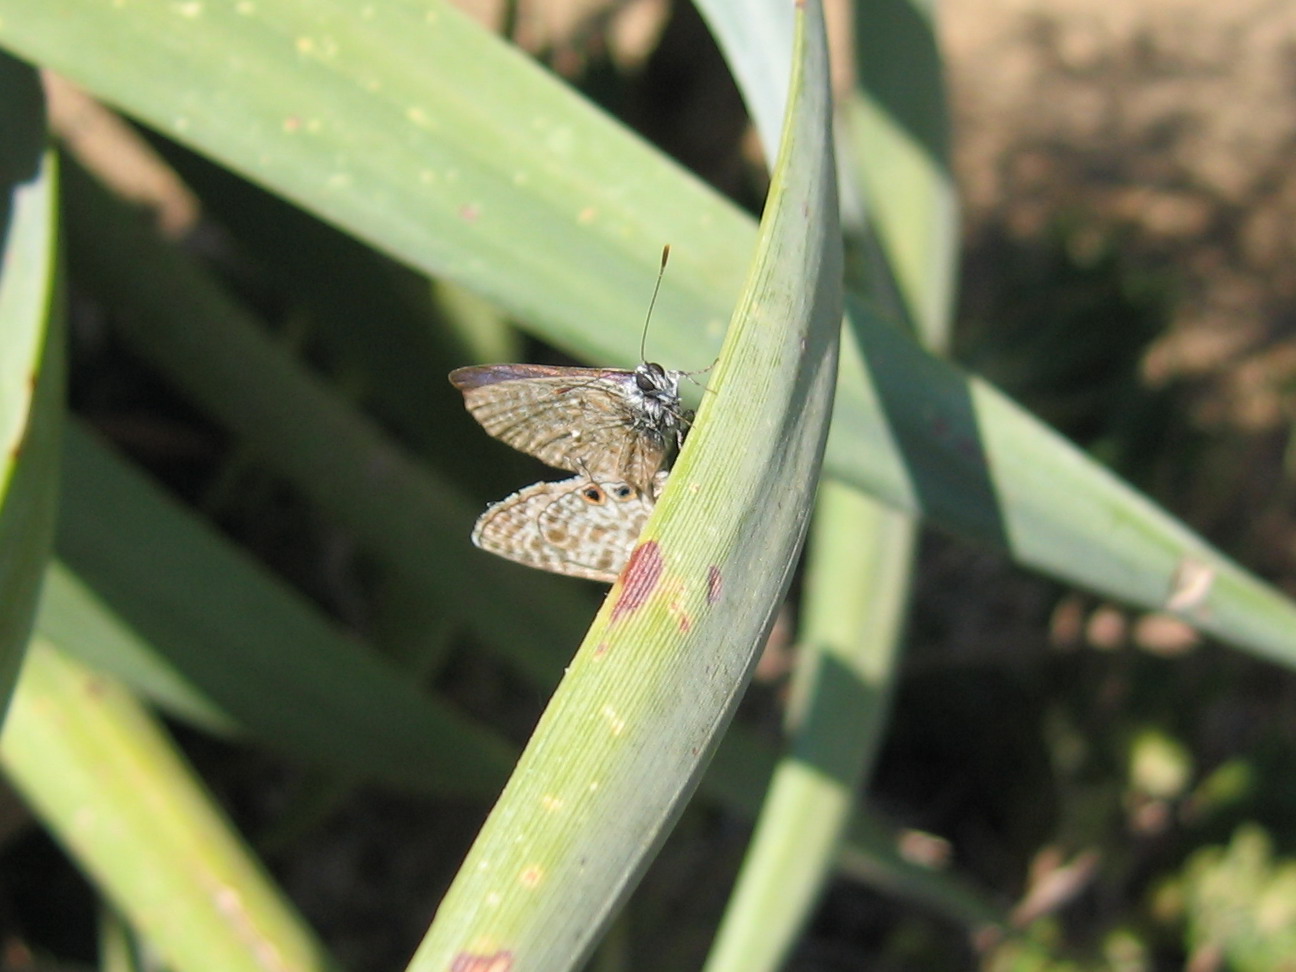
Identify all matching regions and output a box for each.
[611,485,634,500]
[636,362,666,392]
[581,485,606,504]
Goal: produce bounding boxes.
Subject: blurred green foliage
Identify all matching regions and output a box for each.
[1,2,1295,971]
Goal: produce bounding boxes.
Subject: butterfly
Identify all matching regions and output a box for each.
[449,245,694,495]
[448,360,690,496]
[471,471,667,582]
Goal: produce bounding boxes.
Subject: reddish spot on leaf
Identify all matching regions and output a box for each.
[706,565,723,605]
[451,950,513,972]
[519,866,543,888]
[459,203,480,222]
[660,580,692,633]
[612,541,663,623]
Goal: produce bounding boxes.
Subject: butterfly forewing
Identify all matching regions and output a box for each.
[449,363,686,495]
[471,472,666,582]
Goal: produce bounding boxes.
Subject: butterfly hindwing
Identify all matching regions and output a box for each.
[471,472,666,582]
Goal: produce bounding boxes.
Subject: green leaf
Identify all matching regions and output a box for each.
[60,159,592,686]
[51,156,991,936]
[0,0,752,365]
[701,3,966,964]
[0,640,339,972]
[838,0,958,342]
[693,0,795,163]
[1,0,1287,661]
[706,486,921,971]
[49,422,517,799]
[0,55,62,725]
[405,3,841,968]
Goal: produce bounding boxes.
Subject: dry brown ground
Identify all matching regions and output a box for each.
[946,0,1296,431]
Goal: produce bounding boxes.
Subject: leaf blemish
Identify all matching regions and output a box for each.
[611,541,663,622]
[601,704,626,735]
[706,565,722,605]
[658,579,691,632]
[1167,557,1215,613]
[451,950,514,972]
[519,865,544,889]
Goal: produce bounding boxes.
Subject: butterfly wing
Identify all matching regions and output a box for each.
[450,364,670,493]
[471,474,660,582]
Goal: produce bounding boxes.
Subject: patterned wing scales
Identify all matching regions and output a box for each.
[449,364,676,494]
[471,472,666,582]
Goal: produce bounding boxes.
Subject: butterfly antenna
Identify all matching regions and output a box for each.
[640,244,670,363]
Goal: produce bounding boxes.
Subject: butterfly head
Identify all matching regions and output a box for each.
[634,361,673,395]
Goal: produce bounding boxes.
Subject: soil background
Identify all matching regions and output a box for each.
[948,0,1296,394]
[942,0,1296,583]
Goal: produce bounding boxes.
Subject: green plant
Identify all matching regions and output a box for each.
[1,1,1293,969]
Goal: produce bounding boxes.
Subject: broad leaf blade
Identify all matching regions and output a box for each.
[0,55,61,725]
[694,0,795,164]
[406,3,842,968]
[0,3,1290,664]
[838,0,959,342]
[0,641,339,972]
[50,423,517,799]
[61,161,593,685]
[0,0,751,369]
[700,3,962,965]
